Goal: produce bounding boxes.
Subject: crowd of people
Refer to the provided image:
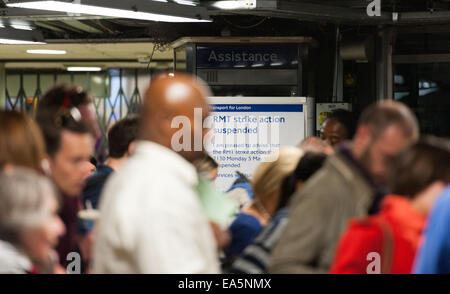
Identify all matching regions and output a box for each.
[0,72,449,274]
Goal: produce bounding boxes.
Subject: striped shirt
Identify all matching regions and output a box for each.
[229,208,289,274]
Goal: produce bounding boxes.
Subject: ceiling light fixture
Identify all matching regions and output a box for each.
[67,66,102,72]
[27,49,67,54]
[210,0,256,10]
[7,0,211,23]
[0,38,44,44]
[0,27,46,44]
[10,24,33,30]
[172,0,197,6]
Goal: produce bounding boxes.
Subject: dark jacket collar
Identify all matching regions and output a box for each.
[337,142,390,214]
[338,142,376,188]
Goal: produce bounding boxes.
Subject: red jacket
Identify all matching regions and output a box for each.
[330,195,426,274]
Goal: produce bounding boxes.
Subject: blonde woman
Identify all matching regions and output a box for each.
[223,146,304,263]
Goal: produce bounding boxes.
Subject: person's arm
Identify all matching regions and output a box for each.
[210,221,231,250]
[330,220,383,274]
[414,194,450,274]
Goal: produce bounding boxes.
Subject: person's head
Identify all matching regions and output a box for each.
[299,136,334,155]
[107,116,140,159]
[0,168,65,263]
[36,109,95,197]
[0,110,45,172]
[388,136,450,214]
[193,153,219,180]
[352,100,419,185]
[320,109,356,148]
[37,84,100,140]
[278,152,327,211]
[140,72,211,163]
[252,147,304,214]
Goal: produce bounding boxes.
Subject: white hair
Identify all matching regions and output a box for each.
[0,167,58,244]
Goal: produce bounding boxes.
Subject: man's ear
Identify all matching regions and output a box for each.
[295,180,304,191]
[352,125,372,157]
[151,109,173,140]
[161,110,176,134]
[41,154,53,176]
[127,141,136,156]
[354,125,371,144]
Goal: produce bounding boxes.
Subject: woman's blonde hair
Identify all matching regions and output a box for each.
[251,146,304,206]
[0,111,46,171]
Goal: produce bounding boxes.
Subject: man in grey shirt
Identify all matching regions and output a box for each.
[269,101,419,274]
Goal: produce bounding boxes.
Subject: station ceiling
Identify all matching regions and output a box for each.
[1,0,450,67]
[0,42,173,70]
[2,1,450,41]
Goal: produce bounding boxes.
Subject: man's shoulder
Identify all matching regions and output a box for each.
[296,156,348,196]
[287,154,371,216]
[430,185,450,220]
[435,185,450,205]
[231,213,262,230]
[85,165,113,186]
[83,165,114,197]
[298,153,372,198]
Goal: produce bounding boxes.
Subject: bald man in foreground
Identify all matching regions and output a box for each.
[92,73,220,273]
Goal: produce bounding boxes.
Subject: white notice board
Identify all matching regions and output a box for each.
[207,96,314,192]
